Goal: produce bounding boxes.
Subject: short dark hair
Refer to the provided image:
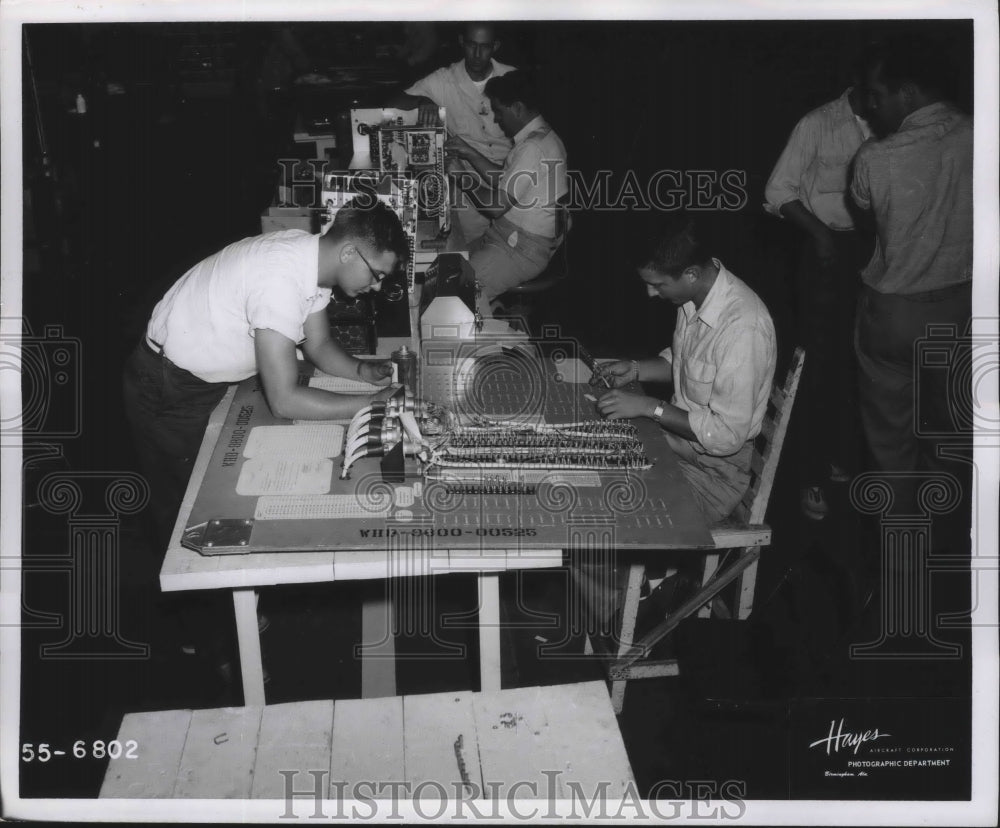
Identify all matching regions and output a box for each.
[863,34,956,97]
[325,198,409,264]
[638,214,713,277]
[484,70,541,112]
[462,22,498,42]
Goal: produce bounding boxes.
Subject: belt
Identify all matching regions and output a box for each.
[864,280,972,303]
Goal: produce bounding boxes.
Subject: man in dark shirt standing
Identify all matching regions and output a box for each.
[850,36,972,510]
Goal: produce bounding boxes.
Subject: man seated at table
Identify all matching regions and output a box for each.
[443,69,568,315]
[593,216,777,524]
[386,22,515,240]
[123,199,407,553]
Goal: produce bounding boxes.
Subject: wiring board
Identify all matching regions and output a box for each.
[182,358,715,555]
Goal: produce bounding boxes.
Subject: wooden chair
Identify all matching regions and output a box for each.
[590,347,805,714]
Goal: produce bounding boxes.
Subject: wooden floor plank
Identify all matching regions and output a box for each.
[471,685,551,799]
[403,691,482,798]
[251,700,334,799]
[99,709,192,798]
[172,706,263,798]
[330,696,404,799]
[536,681,635,798]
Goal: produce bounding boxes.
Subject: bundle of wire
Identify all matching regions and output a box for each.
[423,419,652,472]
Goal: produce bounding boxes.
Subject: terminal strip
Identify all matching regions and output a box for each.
[425,419,652,472]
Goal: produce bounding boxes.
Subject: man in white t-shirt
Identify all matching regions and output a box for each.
[387,22,515,239]
[123,201,409,553]
[443,70,568,312]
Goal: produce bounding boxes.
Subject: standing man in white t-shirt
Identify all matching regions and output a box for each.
[387,22,515,239]
[123,201,408,554]
[122,201,408,682]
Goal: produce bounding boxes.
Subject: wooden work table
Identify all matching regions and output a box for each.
[161,335,713,706]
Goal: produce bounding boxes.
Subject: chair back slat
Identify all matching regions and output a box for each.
[769,384,787,411]
[759,417,776,445]
[742,347,805,525]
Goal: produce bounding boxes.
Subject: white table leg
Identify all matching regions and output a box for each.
[478,572,501,691]
[233,588,265,706]
[360,587,397,698]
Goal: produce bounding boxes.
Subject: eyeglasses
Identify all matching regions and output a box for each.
[355,248,404,302]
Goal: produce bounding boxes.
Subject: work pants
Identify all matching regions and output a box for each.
[468,215,561,312]
[122,338,231,553]
[796,228,869,482]
[854,280,972,511]
[122,339,233,657]
[664,431,753,524]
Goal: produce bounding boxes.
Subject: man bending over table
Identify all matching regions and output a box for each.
[123,200,408,553]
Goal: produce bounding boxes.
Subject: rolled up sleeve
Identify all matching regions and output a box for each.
[404,68,443,103]
[686,325,768,456]
[764,116,817,216]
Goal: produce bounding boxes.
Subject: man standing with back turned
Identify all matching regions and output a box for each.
[850,36,972,512]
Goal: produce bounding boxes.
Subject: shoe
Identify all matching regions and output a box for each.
[800,486,830,521]
[829,463,852,484]
[639,568,677,600]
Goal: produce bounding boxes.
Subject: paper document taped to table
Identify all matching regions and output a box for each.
[551,356,594,384]
[309,372,385,394]
[243,424,345,459]
[255,493,394,520]
[236,458,333,496]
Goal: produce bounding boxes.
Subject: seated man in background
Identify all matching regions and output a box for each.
[444,69,568,314]
[594,216,777,524]
[387,22,515,239]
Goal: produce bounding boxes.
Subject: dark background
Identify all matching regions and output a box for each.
[17,18,975,801]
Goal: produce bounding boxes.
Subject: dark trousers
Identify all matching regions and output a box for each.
[796,229,869,482]
[854,281,972,510]
[122,339,230,552]
[122,339,232,655]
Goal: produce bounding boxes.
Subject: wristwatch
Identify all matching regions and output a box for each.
[652,401,665,421]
